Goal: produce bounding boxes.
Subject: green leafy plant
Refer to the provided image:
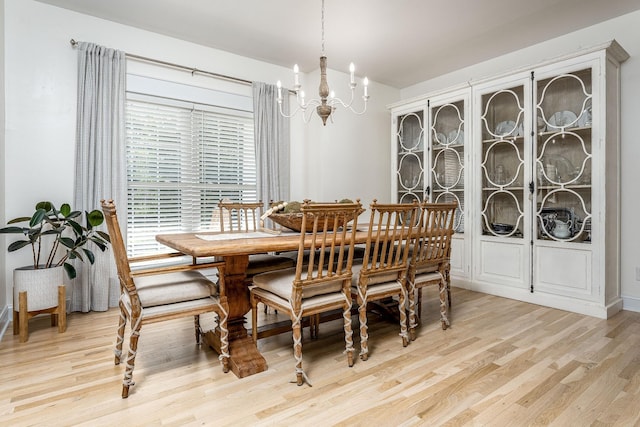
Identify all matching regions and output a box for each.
[0,201,111,279]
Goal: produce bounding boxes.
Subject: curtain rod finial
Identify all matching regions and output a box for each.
[70,38,78,47]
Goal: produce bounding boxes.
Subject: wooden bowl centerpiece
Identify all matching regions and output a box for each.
[267,200,363,232]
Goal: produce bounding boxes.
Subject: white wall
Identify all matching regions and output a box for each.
[290,68,397,206]
[0,0,7,333]
[0,0,399,315]
[401,10,640,311]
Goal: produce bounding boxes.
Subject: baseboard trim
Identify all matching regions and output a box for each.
[622,295,640,313]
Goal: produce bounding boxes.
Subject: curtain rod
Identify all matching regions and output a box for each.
[70,38,253,86]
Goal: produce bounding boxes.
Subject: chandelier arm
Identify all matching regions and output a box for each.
[346,100,369,115]
[277,100,305,119]
[332,90,369,114]
[302,108,317,123]
[331,90,356,109]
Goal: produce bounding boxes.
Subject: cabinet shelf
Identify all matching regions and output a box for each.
[398,150,424,156]
[538,126,591,137]
[536,184,591,190]
[433,188,464,193]
[482,186,525,191]
[482,136,524,144]
[432,144,464,152]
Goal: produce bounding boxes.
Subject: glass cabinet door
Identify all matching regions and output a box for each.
[396,111,425,204]
[534,69,592,243]
[430,101,465,233]
[479,86,526,238]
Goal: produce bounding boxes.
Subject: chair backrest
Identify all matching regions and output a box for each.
[217,201,264,232]
[412,201,458,268]
[293,200,362,298]
[101,199,136,296]
[360,201,421,279]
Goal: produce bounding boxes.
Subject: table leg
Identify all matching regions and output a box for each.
[202,254,268,377]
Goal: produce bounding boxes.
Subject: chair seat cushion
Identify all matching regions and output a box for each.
[138,297,219,321]
[252,267,346,300]
[416,262,440,275]
[252,286,348,312]
[413,271,443,288]
[246,254,295,276]
[134,270,216,308]
[351,264,400,287]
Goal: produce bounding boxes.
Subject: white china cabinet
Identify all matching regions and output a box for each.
[391,88,472,283]
[390,40,628,318]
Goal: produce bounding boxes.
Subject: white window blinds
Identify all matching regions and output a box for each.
[125,96,256,257]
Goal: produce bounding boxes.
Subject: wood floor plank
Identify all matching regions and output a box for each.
[1,287,639,426]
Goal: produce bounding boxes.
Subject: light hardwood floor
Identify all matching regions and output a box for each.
[1,287,639,426]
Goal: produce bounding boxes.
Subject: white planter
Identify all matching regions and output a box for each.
[13,265,65,311]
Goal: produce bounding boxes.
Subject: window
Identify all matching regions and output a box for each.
[125,95,256,256]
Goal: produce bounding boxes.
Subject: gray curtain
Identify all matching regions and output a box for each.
[252,82,290,208]
[72,42,126,312]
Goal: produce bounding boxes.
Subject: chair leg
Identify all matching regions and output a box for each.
[446,268,452,308]
[417,288,423,325]
[439,280,450,330]
[194,315,201,344]
[342,301,355,367]
[308,315,315,339]
[291,312,304,385]
[114,306,127,365]
[251,294,259,343]
[408,278,418,341]
[358,299,369,361]
[262,303,277,315]
[218,297,230,373]
[309,314,320,340]
[122,316,141,398]
[399,286,409,347]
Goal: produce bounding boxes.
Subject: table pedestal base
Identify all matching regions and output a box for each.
[203,323,267,378]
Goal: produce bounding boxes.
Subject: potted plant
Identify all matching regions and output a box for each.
[1,201,111,339]
[0,201,111,279]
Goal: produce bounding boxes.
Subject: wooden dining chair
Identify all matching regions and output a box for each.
[215,200,295,321]
[250,200,362,386]
[352,200,420,360]
[407,201,457,338]
[216,201,295,279]
[101,199,230,398]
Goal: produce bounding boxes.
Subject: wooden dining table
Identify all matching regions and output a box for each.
[156,229,372,378]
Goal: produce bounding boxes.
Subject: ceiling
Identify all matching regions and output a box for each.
[35,0,640,88]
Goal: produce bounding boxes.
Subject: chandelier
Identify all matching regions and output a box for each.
[276,0,369,125]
